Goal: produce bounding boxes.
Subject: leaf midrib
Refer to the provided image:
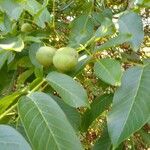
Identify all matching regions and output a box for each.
[30,97,61,150]
[19,97,61,150]
[96,61,117,85]
[47,76,86,107]
[116,67,144,144]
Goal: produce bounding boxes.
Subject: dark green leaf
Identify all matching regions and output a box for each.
[23,0,41,14]
[0,125,31,150]
[46,72,89,108]
[81,94,113,132]
[34,8,51,28]
[92,10,112,26]
[95,18,115,39]
[24,0,51,28]
[0,0,24,20]
[0,36,24,52]
[0,51,9,70]
[0,66,15,95]
[92,125,111,150]
[7,52,15,64]
[34,67,43,78]
[69,15,94,48]
[139,129,150,146]
[51,95,81,131]
[0,13,13,34]
[108,64,150,148]
[18,92,83,150]
[17,69,34,85]
[29,43,43,68]
[118,12,144,51]
[95,34,132,52]
[24,36,42,43]
[29,78,43,91]
[94,58,122,86]
[17,56,33,68]
[69,55,91,77]
[0,92,21,117]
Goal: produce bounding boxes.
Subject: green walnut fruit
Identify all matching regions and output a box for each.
[36,46,56,67]
[21,23,32,32]
[53,47,78,72]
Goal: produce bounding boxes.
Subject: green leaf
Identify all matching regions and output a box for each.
[0,15,5,32]
[118,12,144,51]
[23,0,41,14]
[34,8,51,28]
[29,43,43,68]
[107,64,150,148]
[29,78,43,91]
[46,71,89,108]
[0,51,15,70]
[95,18,115,39]
[34,67,43,78]
[0,125,31,150]
[0,51,9,70]
[95,34,132,52]
[139,129,150,146]
[0,13,12,34]
[94,58,122,86]
[148,119,150,125]
[0,36,24,52]
[143,58,150,65]
[135,0,150,7]
[92,125,111,150]
[51,95,81,131]
[7,52,15,64]
[81,94,113,132]
[0,0,24,20]
[18,92,83,150]
[102,9,113,19]
[121,51,141,63]
[24,0,51,28]
[24,36,42,43]
[0,66,15,94]
[43,0,49,6]
[0,114,14,124]
[69,15,94,48]
[0,92,21,117]
[3,13,12,33]
[69,55,91,77]
[17,69,34,85]
[0,0,51,28]
[17,56,33,68]
[92,9,113,25]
